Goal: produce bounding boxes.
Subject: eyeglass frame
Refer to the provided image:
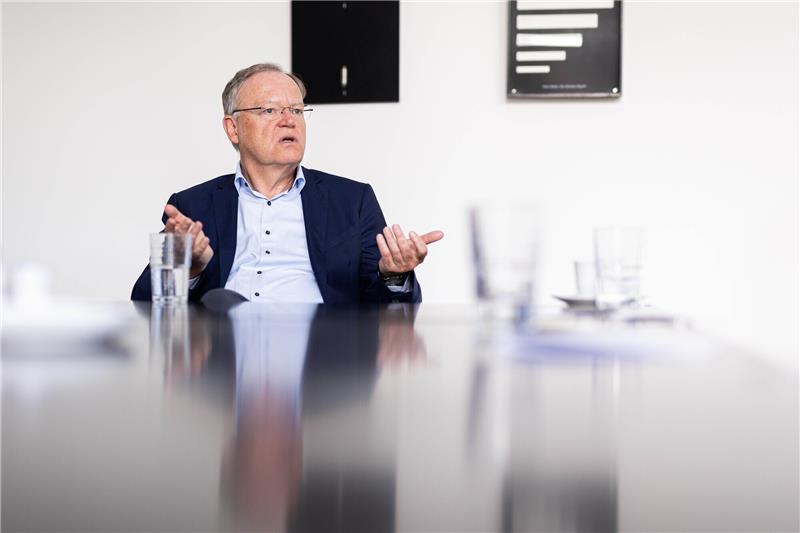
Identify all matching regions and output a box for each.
[229,104,313,120]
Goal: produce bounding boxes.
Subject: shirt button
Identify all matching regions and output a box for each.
[257,270,262,274]
[255,292,260,297]
[265,250,271,254]
[267,200,272,206]
[265,230,271,235]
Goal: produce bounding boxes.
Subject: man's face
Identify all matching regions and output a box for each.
[224,71,306,168]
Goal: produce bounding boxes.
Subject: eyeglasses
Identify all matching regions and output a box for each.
[230,105,313,120]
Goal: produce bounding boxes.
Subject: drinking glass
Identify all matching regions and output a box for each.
[469,204,540,322]
[150,233,192,304]
[593,227,643,309]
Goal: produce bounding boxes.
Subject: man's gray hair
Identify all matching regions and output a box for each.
[222,63,307,115]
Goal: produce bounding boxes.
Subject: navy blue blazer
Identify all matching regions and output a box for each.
[131,167,422,304]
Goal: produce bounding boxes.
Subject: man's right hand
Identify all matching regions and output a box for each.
[164,204,214,279]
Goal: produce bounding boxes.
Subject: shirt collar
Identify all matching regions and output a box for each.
[234,162,306,201]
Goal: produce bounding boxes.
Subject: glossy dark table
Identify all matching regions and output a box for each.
[3,303,798,532]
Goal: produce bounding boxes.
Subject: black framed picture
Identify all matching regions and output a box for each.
[507,0,622,98]
[292,1,399,104]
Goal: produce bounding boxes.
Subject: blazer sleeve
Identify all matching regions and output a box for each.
[356,185,422,304]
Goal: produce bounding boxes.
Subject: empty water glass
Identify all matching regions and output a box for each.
[469,204,540,322]
[594,227,643,309]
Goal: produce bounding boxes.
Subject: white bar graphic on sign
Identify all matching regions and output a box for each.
[517,0,614,10]
[516,50,567,61]
[517,13,598,30]
[516,33,583,47]
[516,65,551,74]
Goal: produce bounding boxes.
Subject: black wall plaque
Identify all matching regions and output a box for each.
[291,1,399,104]
[507,0,622,98]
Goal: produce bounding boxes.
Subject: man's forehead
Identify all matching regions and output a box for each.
[240,71,302,99]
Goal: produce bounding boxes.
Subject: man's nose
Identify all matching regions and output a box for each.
[277,108,296,126]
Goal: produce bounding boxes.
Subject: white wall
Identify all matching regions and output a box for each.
[3,2,797,367]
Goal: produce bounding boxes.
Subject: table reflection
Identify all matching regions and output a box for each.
[151,304,418,532]
[2,303,796,533]
[148,303,620,532]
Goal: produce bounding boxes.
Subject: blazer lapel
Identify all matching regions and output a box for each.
[300,167,329,302]
[213,177,239,287]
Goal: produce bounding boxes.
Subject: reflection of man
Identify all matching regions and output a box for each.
[149,304,424,530]
[217,305,405,532]
[131,63,443,303]
[220,304,314,532]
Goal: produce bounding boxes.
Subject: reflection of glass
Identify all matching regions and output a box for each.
[149,303,190,380]
[149,233,192,304]
[470,204,540,322]
[594,227,644,309]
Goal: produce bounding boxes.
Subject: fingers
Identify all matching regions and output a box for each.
[193,236,208,257]
[391,224,417,264]
[164,204,183,219]
[176,217,192,233]
[163,206,213,277]
[408,231,428,258]
[188,221,203,240]
[191,224,209,255]
[420,230,444,245]
[164,218,178,233]
[165,204,193,230]
[188,222,213,262]
[378,224,442,275]
[383,226,405,266]
[164,204,193,233]
[376,233,392,264]
[164,204,189,227]
[194,235,212,262]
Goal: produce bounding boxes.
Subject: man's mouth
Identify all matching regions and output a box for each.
[280,136,297,144]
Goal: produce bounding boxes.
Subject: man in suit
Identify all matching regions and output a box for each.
[131,63,442,303]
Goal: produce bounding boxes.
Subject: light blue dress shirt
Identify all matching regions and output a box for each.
[224,163,324,303]
[232,303,316,421]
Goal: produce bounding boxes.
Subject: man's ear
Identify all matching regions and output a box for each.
[222,115,238,145]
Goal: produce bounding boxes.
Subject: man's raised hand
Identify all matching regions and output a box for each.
[376,224,444,276]
[164,204,214,278]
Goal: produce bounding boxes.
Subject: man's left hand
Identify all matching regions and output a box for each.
[376,224,444,276]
